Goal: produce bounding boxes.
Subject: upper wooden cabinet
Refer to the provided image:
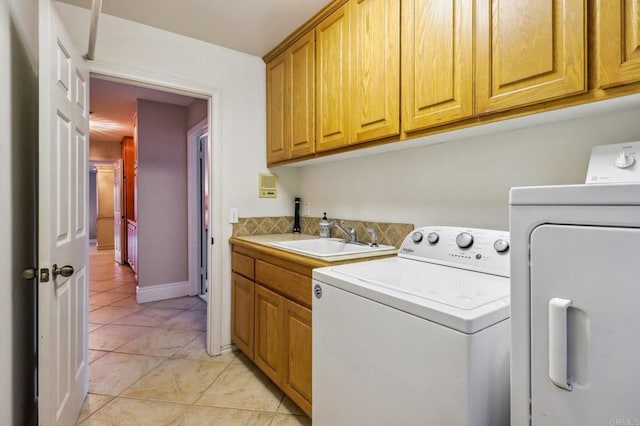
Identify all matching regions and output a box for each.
[401,0,474,133]
[475,0,586,114]
[266,32,316,165]
[265,0,640,164]
[289,32,316,158]
[316,0,400,152]
[316,3,351,152]
[266,53,288,163]
[594,0,640,88]
[350,0,400,143]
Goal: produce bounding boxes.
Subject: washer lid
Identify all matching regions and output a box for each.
[313,257,510,334]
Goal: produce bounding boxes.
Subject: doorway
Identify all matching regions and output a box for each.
[85,66,223,358]
[90,74,211,330]
[197,130,209,299]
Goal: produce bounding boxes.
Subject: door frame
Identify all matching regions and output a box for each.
[187,118,208,297]
[89,63,223,356]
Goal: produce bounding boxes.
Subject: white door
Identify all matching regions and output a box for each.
[530,225,640,425]
[38,0,89,424]
[114,159,124,264]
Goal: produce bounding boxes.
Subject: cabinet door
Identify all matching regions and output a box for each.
[231,273,255,359]
[289,31,316,158]
[476,0,585,113]
[266,52,289,164]
[283,300,312,417]
[401,0,473,132]
[595,0,640,88]
[316,3,351,152]
[254,284,284,385]
[350,0,399,143]
[530,225,640,424]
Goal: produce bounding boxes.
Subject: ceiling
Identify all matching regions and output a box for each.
[90,77,198,144]
[56,0,332,57]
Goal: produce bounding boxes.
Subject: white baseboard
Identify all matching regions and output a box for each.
[136,281,190,304]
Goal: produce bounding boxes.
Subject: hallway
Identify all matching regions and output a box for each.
[79,246,310,425]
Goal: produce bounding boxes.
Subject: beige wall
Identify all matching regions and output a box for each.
[1,0,38,423]
[187,98,208,129]
[295,107,640,231]
[90,139,122,162]
[136,99,189,288]
[95,165,115,250]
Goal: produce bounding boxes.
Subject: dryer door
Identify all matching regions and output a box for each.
[530,225,640,425]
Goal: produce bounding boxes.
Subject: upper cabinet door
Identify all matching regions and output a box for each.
[401,0,473,133]
[595,0,640,88]
[266,53,289,163]
[350,0,400,143]
[316,4,351,152]
[288,31,316,158]
[476,0,586,114]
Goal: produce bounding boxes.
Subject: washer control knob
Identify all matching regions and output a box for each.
[426,232,439,244]
[411,232,423,243]
[494,239,510,253]
[456,232,474,249]
[615,151,635,169]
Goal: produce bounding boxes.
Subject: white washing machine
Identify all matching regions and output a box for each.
[510,142,640,425]
[312,226,512,426]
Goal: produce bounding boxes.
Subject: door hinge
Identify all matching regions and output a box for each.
[40,268,50,282]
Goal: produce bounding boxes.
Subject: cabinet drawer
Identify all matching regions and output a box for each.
[255,260,312,308]
[232,252,255,279]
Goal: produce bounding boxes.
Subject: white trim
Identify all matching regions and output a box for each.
[87,61,224,357]
[136,281,190,304]
[187,119,208,297]
[219,343,236,355]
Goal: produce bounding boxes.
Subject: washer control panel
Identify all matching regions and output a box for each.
[586,141,640,184]
[399,226,510,277]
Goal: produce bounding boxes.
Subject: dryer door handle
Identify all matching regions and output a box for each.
[549,297,573,391]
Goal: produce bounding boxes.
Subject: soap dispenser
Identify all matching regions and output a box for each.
[319,213,331,238]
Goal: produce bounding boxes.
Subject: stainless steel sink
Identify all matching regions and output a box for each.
[269,238,395,257]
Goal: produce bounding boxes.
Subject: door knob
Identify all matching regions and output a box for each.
[52,264,74,279]
[23,267,37,280]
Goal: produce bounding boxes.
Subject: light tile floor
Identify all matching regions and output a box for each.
[79,245,311,425]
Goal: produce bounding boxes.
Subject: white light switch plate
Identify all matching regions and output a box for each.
[229,208,239,223]
[302,202,311,216]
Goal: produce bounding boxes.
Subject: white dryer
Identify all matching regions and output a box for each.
[312,226,511,426]
[510,142,640,425]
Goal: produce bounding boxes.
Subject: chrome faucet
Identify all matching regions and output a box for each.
[366,227,379,247]
[334,220,357,243]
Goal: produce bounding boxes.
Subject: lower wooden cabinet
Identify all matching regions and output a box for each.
[254,284,285,384]
[231,273,254,358]
[283,300,312,415]
[230,247,313,417]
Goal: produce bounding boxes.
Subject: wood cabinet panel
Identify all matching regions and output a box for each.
[283,300,312,416]
[255,260,312,308]
[401,0,473,132]
[289,32,316,158]
[231,273,254,358]
[350,0,399,143]
[316,3,351,151]
[595,0,640,88]
[267,53,289,163]
[476,0,586,113]
[254,284,285,385]
[232,252,254,280]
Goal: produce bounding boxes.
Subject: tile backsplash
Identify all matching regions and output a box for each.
[232,216,414,248]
